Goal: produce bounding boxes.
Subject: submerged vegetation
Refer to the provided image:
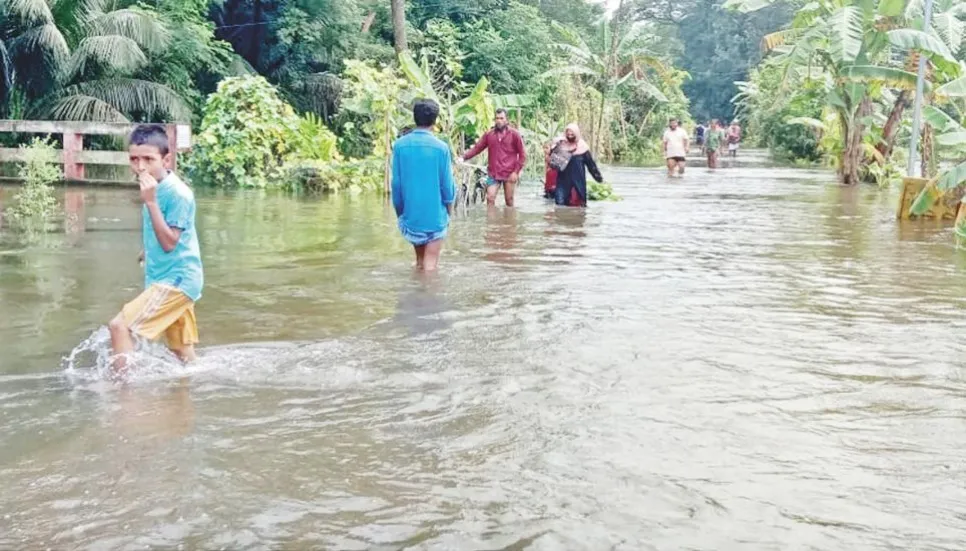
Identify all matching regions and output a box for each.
[4,138,60,232]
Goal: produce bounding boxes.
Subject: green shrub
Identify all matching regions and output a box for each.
[188,75,300,187]
[5,138,60,230]
[284,158,385,194]
[288,112,342,163]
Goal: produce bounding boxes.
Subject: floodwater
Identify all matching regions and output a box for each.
[2,151,966,549]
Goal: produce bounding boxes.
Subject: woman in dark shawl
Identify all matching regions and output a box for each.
[552,123,603,207]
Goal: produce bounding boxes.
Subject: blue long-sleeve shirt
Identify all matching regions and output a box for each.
[391,129,456,232]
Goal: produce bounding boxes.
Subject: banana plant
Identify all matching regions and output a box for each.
[726,0,963,185]
[398,51,534,154]
[542,19,669,152]
[908,84,966,216]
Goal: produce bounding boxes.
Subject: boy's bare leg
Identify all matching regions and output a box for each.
[108,313,135,373]
[666,159,675,177]
[678,160,686,175]
[171,345,197,363]
[422,239,444,271]
[413,244,426,270]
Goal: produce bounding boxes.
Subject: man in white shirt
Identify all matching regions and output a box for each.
[662,118,690,177]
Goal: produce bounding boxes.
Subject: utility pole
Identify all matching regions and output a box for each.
[390,0,408,53]
[907,0,935,177]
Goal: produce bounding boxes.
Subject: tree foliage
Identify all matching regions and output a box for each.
[188,75,300,187]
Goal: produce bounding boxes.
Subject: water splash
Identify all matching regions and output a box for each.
[61,326,187,384]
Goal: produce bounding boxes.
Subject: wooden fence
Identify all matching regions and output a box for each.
[0,120,191,185]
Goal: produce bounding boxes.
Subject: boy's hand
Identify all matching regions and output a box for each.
[138,172,158,204]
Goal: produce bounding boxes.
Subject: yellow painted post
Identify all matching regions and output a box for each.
[896,176,961,220]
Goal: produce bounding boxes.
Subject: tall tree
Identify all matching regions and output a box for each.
[390,0,408,52]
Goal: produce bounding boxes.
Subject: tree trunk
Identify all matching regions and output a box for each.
[840,98,871,186]
[876,90,909,162]
[636,102,657,139]
[384,111,392,196]
[361,11,376,33]
[595,90,607,156]
[390,0,407,53]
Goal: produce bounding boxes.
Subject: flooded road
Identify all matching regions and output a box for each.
[2,153,966,549]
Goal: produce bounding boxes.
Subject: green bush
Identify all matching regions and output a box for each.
[284,158,385,194]
[188,75,300,187]
[5,138,60,230]
[288,112,342,163]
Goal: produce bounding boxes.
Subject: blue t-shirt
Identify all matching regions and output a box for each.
[391,129,456,233]
[143,172,204,301]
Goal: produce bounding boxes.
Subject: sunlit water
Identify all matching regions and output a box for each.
[2,152,966,549]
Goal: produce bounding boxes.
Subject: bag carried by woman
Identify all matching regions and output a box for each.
[548,143,573,171]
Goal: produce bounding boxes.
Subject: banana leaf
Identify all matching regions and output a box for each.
[909,161,966,216]
[936,75,966,98]
[398,51,438,102]
[923,105,961,133]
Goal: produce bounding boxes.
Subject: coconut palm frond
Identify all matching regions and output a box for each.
[68,35,148,79]
[8,0,56,25]
[0,40,12,103]
[11,22,70,70]
[89,8,169,52]
[48,93,129,121]
[53,78,191,121]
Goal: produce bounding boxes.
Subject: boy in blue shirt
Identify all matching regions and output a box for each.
[108,125,204,373]
[391,99,456,271]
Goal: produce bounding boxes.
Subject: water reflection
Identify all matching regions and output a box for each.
[113,379,196,443]
[391,275,452,337]
[483,205,520,266]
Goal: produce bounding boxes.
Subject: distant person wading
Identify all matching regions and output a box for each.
[662,118,690,178]
[461,109,527,207]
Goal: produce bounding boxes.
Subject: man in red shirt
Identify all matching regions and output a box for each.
[462,109,527,207]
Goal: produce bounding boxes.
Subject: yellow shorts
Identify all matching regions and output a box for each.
[122,284,199,349]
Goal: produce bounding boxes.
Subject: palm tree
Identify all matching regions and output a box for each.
[542,13,669,153]
[728,0,961,184]
[1,0,190,121]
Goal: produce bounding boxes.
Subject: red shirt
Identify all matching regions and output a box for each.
[463,127,527,181]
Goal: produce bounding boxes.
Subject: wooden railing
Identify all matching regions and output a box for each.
[0,120,191,184]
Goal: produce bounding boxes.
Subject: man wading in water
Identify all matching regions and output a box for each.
[391,99,456,271]
[461,108,527,207]
[662,118,690,178]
